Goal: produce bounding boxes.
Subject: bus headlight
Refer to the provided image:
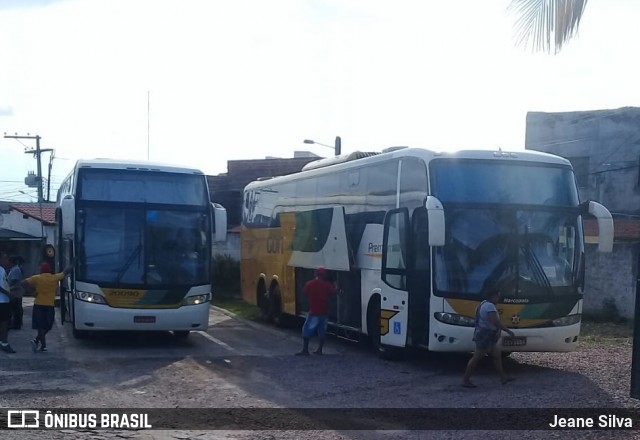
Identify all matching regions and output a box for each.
[75,291,107,304]
[182,294,210,306]
[552,314,581,327]
[434,312,475,327]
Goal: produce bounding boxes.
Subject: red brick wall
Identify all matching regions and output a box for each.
[583,218,640,241]
[207,157,319,227]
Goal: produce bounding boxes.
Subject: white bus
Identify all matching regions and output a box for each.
[56,159,227,339]
[241,148,613,356]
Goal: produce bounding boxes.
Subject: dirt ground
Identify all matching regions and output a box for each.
[1,299,638,440]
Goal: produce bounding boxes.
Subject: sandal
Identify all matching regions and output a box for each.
[502,377,515,385]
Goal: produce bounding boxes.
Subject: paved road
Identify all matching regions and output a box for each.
[0,299,637,440]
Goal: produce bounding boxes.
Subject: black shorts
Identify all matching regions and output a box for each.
[32,305,55,331]
[0,302,10,322]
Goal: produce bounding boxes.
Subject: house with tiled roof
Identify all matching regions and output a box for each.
[526,107,640,319]
[0,201,56,277]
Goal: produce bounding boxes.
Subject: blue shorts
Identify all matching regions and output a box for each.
[32,305,55,331]
[302,315,328,338]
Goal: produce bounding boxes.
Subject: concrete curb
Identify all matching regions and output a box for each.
[210,305,291,337]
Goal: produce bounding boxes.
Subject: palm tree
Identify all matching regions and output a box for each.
[510,0,589,54]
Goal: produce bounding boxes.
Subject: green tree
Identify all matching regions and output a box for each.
[510,0,589,53]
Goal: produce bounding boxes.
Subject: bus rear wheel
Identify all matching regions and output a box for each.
[257,282,270,322]
[269,284,287,327]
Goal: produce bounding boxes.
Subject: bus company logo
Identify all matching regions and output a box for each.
[7,410,40,428]
[366,242,383,258]
[511,314,521,325]
[502,298,530,304]
[379,310,399,336]
[266,236,283,254]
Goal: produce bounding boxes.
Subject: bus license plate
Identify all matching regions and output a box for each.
[134,316,156,323]
[502,337,526,347]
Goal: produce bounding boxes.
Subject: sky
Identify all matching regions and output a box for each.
[1,0,639,202]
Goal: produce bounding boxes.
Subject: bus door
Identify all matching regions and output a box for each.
[380,208,411,347]
[409,207,430,347]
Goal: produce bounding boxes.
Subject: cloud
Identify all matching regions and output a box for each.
[0,106,13,116]
[0,0,60,10]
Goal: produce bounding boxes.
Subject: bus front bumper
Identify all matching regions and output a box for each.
[73,301,210,332]
[429,321,581,352]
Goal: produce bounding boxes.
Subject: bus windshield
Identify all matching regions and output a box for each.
[430,160,582,301]
[433,208,580,300]
[431,160,579,206]
[77,207,210,286]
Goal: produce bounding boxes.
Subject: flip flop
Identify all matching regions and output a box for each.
[502,377,515,385]
[461,383,477,388]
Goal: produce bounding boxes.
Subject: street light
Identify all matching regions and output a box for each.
[303,137,342,156]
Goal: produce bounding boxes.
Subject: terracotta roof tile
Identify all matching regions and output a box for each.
[10,203,56,225]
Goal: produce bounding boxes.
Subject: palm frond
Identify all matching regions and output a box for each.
[509,0,589,54]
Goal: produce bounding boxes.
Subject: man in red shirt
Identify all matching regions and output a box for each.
[296,267,337,356]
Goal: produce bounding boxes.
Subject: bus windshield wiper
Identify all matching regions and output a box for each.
[115,244,142,284]
[521,231,554,297]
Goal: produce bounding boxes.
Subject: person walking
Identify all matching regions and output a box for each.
[296,267,337,356]
[462,288,515,388]
[8,255,25,330]
[21,262,73,353]
[0,253,16,353]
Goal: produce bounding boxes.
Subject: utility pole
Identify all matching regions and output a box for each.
[46,150,55,202]
[3,133,53,203]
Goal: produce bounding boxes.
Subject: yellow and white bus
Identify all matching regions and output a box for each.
[56,159,227,339]
[241,148,613,357]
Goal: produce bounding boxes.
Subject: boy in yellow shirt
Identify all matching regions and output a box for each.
[21,262,73,352]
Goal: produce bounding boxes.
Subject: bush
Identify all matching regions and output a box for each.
[211,253,240,294]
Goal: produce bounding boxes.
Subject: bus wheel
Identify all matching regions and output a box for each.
[173,331,190,339]
[72,328,89,340]
[270,285,287,327]
[257,281,271,322]
[367,297,400,360]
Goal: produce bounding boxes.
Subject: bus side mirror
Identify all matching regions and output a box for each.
[581,200,613,253]
[211,203,227,243]
[60,196,75,238]
[426,196,445,247]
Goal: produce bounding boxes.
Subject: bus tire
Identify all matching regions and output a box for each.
[257,281,271,322]
[270,284,287,327]
[367,296,401,361]
[173,331,190,339]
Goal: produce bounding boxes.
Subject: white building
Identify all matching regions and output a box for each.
[0,202,56,277]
